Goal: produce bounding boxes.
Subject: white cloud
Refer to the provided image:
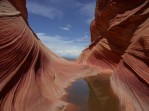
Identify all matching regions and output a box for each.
[79,2,95,24]
[27,2,63,19]
[59,24,72,31]
[76,35,90,42]
[46,0,82,7]
[36,33,89,58]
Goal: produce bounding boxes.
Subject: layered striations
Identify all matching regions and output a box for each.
[8,0,28,21]
[78,0,149,111]
[1,0,149,111]
[0,0,95,111]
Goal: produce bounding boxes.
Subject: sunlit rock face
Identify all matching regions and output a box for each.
[78,0,149,111]
[0,0,95,111]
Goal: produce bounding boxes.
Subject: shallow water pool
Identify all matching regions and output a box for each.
[64,74,119,111]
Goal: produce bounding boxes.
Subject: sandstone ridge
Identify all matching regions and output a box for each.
[78,0,149,111]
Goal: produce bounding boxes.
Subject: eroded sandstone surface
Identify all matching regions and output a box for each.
[78,0,149,111]
[0,0,149,111]
[0,0,96,111]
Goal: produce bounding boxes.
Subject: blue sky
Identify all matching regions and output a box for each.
[26,0,96,58]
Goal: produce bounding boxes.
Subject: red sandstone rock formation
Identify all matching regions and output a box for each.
[0,0,96,111]
[8,0,28,21]
[1,0,149,111]
[78,0,149,111]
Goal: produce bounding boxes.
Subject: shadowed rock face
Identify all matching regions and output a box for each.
[78,0,149,111]
[8,0,28,21]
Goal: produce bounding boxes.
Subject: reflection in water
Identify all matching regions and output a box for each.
[86,74,119,111]
[64,74,119,111]
[64,79,89,111]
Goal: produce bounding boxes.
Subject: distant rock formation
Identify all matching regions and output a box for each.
[0,0,95,111]
[78,0,149,111]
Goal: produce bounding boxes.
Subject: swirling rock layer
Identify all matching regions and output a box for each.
[78,0,149,111]
[1,0,149,111]
[0,0,95,111]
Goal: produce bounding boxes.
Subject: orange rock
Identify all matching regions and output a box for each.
[78,0,149,110]
[0,1,95,111]
[8,0,28,21]
[0,0,149,111]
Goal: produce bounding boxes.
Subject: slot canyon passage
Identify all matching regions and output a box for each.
[0,0,149,111]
